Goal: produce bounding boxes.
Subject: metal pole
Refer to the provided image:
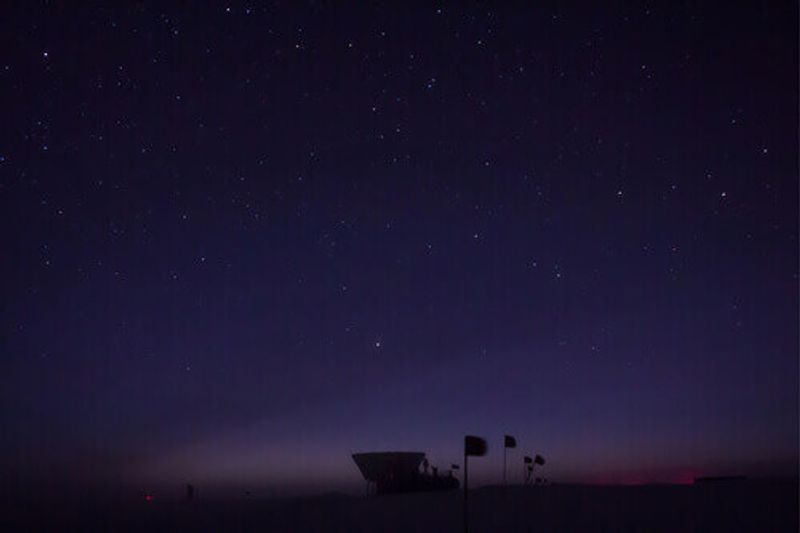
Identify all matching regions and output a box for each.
[463,450,468,533]
[503,446,507,486]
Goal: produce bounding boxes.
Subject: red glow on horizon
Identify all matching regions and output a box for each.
[583,468,704,486]
[145,494,154,502]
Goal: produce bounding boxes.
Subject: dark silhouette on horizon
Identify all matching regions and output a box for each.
[352,452,458,495]
[463,435,489,533]
[502,434,517,485]
[693,476,747,484]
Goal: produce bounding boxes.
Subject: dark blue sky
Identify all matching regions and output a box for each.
[1,2,797,493]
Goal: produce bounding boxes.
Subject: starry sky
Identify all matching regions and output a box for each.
[1,2,797,495]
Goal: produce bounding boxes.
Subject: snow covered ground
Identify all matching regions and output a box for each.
[3,480,797,532]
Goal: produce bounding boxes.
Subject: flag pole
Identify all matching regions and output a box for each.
[463,445,468,533]
[463,435,487,533]
[503,444,507,486]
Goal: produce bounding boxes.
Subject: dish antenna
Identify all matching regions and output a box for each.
[523,456,533,485]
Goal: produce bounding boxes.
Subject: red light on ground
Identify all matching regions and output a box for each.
[145,494,154,502]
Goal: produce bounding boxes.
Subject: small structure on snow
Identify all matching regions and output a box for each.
[352,452,459,494]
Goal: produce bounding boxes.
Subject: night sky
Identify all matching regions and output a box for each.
[1,2,797,495]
